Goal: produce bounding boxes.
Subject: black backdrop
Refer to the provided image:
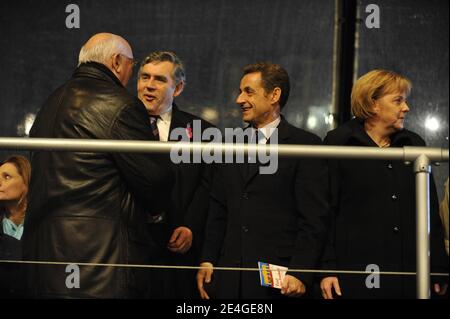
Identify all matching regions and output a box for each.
[0,0,448,197]
[0,0,334,135]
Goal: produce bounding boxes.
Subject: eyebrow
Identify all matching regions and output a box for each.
[155,75,168,82]
[242,86,255,93]
[140,72,168,81]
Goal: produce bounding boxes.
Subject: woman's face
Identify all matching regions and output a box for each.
[373,91,410,132]
[0,162,27,203]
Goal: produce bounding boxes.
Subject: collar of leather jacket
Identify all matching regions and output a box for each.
[73,62,124,88]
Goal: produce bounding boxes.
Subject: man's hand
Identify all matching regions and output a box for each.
[167,226,192,254]
[280,274,306,297]
[197,262,214,299]
[320,276,342,299]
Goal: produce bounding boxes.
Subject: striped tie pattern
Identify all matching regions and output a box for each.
[149,115,160,138]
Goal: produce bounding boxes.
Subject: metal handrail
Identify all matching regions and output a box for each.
[1,137,448,299]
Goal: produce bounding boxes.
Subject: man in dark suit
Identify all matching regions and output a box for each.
[137,51,214,298]
[197,62,330,299]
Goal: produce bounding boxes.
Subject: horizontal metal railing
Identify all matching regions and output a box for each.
[0,137,447,161]
[0,137,448,299]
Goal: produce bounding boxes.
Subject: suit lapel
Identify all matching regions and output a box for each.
[245,161,259,184]
[271,115,290,143]
[237,124,251,183]
[168,104,191,142]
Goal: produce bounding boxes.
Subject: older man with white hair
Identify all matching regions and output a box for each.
[23,33,173,298]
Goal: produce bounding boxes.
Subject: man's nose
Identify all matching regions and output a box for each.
[145,78,156,90]
[236,93,244,105]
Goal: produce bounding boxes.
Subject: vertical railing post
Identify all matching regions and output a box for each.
[414,154,431,299]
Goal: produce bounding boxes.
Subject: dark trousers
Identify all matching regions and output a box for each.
[147,223,200,299]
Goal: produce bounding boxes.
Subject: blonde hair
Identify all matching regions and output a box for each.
[351,69,412,120]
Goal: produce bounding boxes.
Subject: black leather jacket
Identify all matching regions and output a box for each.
[23,62,173,298]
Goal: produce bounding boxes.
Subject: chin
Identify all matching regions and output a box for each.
[392,126,404,133]
[144,105,156,113]
[242,116,251,123]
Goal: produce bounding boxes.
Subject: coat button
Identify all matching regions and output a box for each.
[387,163,393,169]
[242,192,249,200]
[242,226,249,233]
[393,226,400,233]
[391,194,398,200]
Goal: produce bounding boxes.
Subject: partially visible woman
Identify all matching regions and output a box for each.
[0,155,31,297]
[320,69,448,299]
[0,155,30,239]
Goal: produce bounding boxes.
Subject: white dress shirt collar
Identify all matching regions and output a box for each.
[155,106,173,142]
[253,116,281,144]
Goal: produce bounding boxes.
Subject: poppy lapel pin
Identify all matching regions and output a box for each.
[186,123,193,139]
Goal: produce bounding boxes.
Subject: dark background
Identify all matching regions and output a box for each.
[0,0,448,198]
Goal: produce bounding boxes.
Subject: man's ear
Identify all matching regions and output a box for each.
[111,53,121,73]
[271,87,281,105]
[173,81,185,98]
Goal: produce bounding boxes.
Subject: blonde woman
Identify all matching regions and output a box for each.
[320,70,448,298]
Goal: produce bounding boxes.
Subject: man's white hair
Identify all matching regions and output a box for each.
[78,36,128,66]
